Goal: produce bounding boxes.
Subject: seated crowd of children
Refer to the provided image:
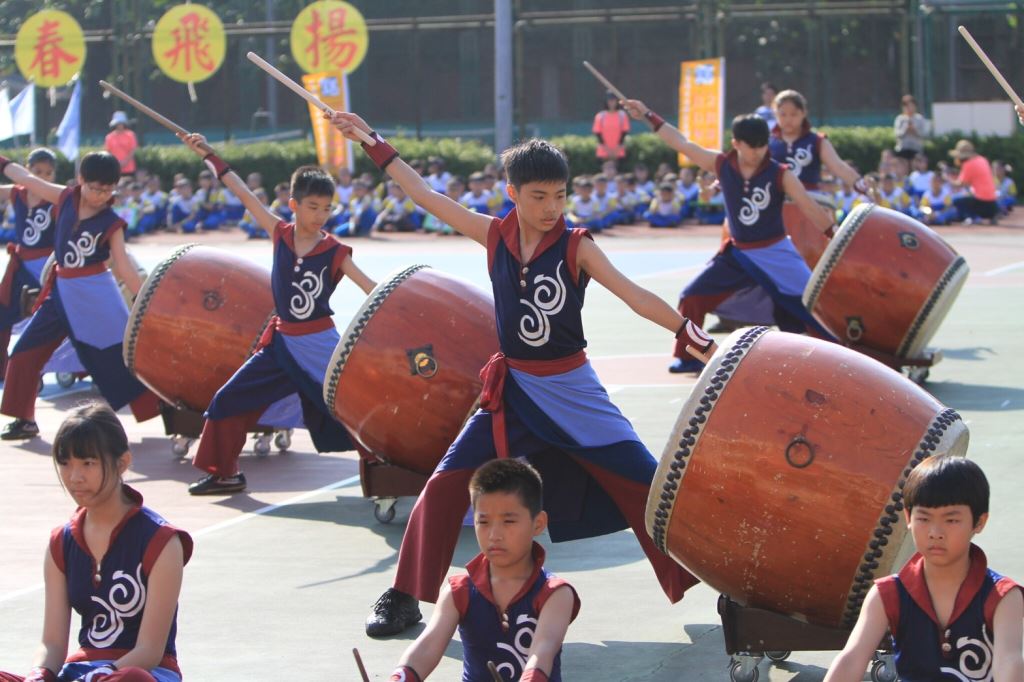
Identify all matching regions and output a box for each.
[0,151,1015,243]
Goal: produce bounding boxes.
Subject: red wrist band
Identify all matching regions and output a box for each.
[26,667,58,682]
[363,131,400,170]
[644,110,666,132]
[824,224,836,238]
[676,317,714,353]
[389,666,422,682]
[202,153,232,179]
[853,177,868,195]
[521,669,550,682]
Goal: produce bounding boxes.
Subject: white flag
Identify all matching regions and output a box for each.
[10,83,35,139]
[0,87,13,141]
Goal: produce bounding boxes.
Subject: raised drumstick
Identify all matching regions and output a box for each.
[487,661,503,682]
[582,61,629,102]
[246,51,376,146]
[958,26,1024,108]
[352,648,370,682]
[99,80,190,136]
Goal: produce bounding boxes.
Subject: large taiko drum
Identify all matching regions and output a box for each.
[645,326,968,630]
[324,265,498,475]
[783,191,835,268]
[803,204,968,359]
[124,244,274,411]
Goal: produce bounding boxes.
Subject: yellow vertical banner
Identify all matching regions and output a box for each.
[301,71,352,176]
[678,58,725,167]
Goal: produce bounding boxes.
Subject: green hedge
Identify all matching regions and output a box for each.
[4,127,1022,191]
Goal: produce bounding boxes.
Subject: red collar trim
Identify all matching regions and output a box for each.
[69,485,144,561]
[898,543,989,627]
[280,222,336,258]
[466,541,546,608]
[497,208,567,265]
[725,148,773,178]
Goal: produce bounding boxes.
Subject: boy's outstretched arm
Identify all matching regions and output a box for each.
[992,586,1024,681]
[823,585,889,682]
[522,585,575,680]
[177,133,281,236]
[328,112,493,246]
[340,254,377,295]
[782,169,836,234]
[0,156,64,205]
[390,582,461,681]
[620,100,720,175]
[576,238,717,363]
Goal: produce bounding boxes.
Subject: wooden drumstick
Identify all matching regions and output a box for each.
[957,26,1024,108]
[246,51,377,146]
[99,80,190,136]
[352,648,370,682]
[582,61,629,102]
[487,661,503,682]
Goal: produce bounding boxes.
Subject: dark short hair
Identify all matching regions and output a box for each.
[732,114,770,148]
[26,147,57,167]
[903,455,989,526]
[290,166,336,202]
[761,81,777,93]
[53,403,130,491]
[79,152,121,185]
[774,89,807,113]
[469,459,543,517]
[501,139,569,190]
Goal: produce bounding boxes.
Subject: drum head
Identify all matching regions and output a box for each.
[802,203,871,312]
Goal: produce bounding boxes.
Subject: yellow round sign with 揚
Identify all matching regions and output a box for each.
[291,1,369,75]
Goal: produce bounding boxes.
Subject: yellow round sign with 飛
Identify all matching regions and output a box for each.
[14,10,86,87]
[291,1,368,75]
[152,4,226,84]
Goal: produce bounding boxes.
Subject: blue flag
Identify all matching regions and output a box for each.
[56,80,82,162]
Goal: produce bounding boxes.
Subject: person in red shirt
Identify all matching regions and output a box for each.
[948,139,998,225]
[104,112,138,178]
[592,93,629,168]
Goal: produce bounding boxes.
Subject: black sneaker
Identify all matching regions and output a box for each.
[1,419,39,440]
[365,588,422,637]
[188,472,247,495]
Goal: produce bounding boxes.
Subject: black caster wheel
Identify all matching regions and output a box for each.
[765,651,790,663]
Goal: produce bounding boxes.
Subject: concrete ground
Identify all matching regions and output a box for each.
[1,217,1022,681]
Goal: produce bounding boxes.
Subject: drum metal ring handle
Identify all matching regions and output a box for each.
[203,290,224,311]
[785,435,815,468]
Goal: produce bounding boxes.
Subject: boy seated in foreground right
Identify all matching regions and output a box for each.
[824,455,1023,682]
[389,459,579,681]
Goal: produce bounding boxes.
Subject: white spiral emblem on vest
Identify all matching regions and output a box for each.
[22,207,52,246]
[62,232,100,268]
[88,564,146,648]
[737,183,772,226]
[290,266,326,320]
[787,146,813,179]
[518,260,567,347]
[939,624,994,681]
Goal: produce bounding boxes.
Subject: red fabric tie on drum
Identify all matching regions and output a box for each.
[478,349,587,459]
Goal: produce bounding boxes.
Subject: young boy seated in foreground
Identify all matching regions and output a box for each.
[389,459,579,681]
[824,455,1023,682]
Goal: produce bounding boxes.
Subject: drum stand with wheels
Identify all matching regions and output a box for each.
[358,456,429,524]
[718,595,895,682]
[159,401,294,460]
[850,345,942,386]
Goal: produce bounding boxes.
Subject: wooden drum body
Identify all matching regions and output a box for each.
[124,244,274,411]
[803,204,968,359]
[645,326,968,629]
[324,265,498,475]
[783,191,835,269]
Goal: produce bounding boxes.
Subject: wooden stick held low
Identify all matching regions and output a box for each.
[487,661,503,682]
[352,648,370,682]
[582,61,629,102]
[98,80,190,136]
[957,26,1024,108]
[245,51,376,146]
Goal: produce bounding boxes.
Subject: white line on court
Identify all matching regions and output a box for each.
[606,384,692,395]
[0,474,363,605]
[984,261,1024,276]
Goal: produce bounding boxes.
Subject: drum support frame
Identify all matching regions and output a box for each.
[158,401,292,460]
[358,456,429,524]
[850,345,942,385]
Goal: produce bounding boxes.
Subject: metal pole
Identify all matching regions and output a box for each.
[495,0,513,154]
[265,0,278,129]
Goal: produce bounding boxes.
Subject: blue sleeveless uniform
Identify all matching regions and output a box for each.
[0,187,54,330]
[876,545,1021,682]
[769,130,824,189]
[449,543,579,681]
[49,485,192,679]
[196,221,354,477]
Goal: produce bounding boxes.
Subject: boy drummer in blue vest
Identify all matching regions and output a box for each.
[621,101,837,374]
[0,152,160,439]
[389,458,578,682]
[328,111,716,637]
[825,455,1023,682]
[176,133,377,495]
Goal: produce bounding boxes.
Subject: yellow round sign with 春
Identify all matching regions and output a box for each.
[291,1,368,75]
[14,10,86,87]
[152,4,226,83]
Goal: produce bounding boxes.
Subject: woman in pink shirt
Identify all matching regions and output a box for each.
[593,93,629,167]
[105,111,138,177]
[949,139,998,224]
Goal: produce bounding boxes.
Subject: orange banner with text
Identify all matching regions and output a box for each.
[678,58,725,167]
[302,71,353,176]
